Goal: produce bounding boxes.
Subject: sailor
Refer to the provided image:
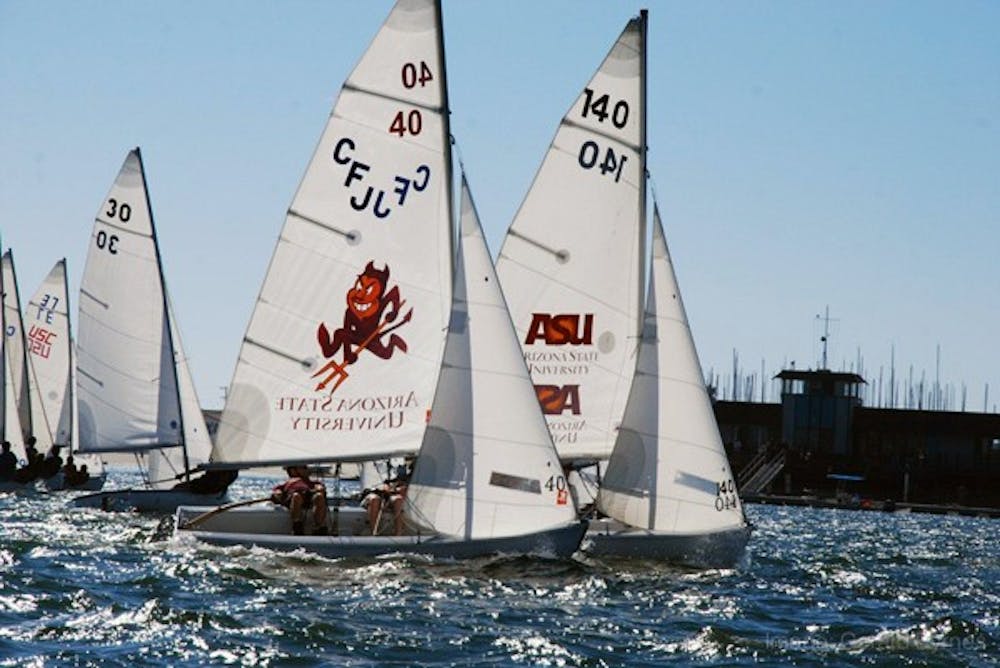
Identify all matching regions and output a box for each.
[271,465,329,536]
[361,457,413,536]
[0,441,16,481]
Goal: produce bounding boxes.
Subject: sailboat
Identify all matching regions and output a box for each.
[175,0,585,558]
[587,207,750,566]
[23,259,107,491]
[1,248,30,492]
[2,250,48,453]
[496,11,749,566]
[71,148,224,512]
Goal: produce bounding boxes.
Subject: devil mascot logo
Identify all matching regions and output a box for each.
[312,261,413,393]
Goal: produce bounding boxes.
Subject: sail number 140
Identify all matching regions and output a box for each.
[715,478,739,512]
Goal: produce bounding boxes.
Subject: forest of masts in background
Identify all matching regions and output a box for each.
[707,348,997,415]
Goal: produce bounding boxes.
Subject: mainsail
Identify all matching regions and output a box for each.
[2,251,35,444]
[599,208,745,534]
[1,271,26,459]
[407,175,578,539]
[212,0,453,467]
[76,149,183,454]
[496,14,647,462]
[24,259,73,448]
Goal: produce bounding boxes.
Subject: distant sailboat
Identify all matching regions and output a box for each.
[497,11,748,566]
[0,250,29,492]
[2,250,45,451]
[22,259,107,491]
[176,0,584,558]
[72,148,224,512]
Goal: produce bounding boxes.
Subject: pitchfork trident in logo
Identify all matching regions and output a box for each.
[311,301,412,394]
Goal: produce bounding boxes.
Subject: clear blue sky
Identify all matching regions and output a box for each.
[2,1,998,411]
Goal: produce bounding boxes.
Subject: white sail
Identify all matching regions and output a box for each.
[407,175,578,540]
[24,259,73,447]
[146,296,214,489]
[213,0,453,467]
[598,208,745,534]
[2,280,26,461]
[2,251,34,444]
[76,148,183,453]
[496,15,646,461]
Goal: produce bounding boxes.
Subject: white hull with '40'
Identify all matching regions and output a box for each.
[496,11,748,568]
[71,149,224,512]
[176,0,585,559]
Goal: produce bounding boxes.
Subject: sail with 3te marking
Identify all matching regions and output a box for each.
[24,259,107,491]
[495,13,646,464]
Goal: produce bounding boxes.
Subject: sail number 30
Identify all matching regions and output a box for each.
[96,197,131,255]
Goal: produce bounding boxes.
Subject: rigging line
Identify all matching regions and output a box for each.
[287,209,357,241]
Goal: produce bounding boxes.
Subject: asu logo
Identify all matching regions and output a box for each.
[535,384,581,415]
[524,313,593,346]
[311,261,413,394]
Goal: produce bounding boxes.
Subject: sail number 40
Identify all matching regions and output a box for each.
[389,61,433,138]
[715,478,739,512]
[545,475,570,506]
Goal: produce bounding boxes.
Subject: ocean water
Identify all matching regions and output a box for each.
[0,470,996,667]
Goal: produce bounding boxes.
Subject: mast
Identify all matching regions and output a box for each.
[0,240,6,444]
[136,148,190,480]
[434,0,455,280]
[637,8,648,341]
[61,259,75,450]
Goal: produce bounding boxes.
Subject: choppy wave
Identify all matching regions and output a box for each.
[1,471,997,666]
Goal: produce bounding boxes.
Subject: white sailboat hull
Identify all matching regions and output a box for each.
[73,488,228,513]
[174,505,586,559]
[583,517,750,569]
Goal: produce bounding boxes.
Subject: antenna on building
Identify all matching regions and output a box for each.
[816,305,833,370]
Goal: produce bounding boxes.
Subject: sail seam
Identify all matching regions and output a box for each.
[341,83,444,115]
[93,217,152,237]
[560,117,642,152]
